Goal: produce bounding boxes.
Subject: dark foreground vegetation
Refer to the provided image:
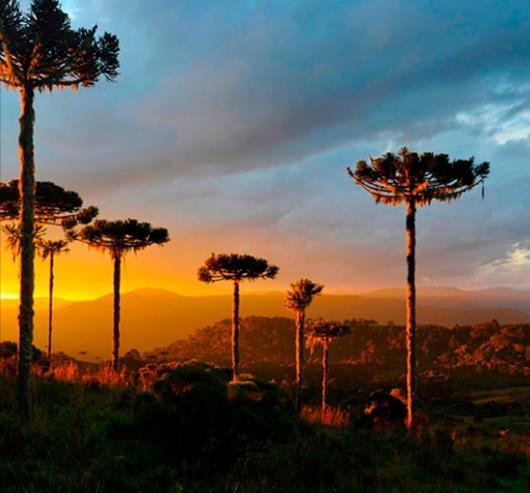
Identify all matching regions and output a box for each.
[0,344,529,491]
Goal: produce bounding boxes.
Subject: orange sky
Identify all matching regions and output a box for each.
[2,1,530,299]
[0,232,336,301]
[0,241,225,300]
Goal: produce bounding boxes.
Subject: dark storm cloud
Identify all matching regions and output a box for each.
[3,0,528,188]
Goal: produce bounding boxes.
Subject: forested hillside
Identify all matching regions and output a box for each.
[146,317,530,387]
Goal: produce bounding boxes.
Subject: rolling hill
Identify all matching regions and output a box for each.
[1,287,529,360]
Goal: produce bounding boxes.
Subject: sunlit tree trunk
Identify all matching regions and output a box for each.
[321,338,329,424]
[405,198,417,430]
[47,251,55,359]
[232,280,240,381]
[295,309,305,413]
[112,254,121,371]
[17,84,36,418]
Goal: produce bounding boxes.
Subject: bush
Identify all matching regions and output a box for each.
[130,363,299,473]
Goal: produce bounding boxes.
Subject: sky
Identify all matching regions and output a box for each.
[1,0,530,300]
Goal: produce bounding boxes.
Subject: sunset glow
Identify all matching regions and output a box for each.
[1,2,530,489]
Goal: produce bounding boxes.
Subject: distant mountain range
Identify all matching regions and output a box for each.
[1,286,529,360]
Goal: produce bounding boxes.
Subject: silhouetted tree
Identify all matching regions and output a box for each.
[0,180,98,227]
[0,225,67,360]
[0,222,44,260]
[1,179,94,362]
[0,0,119,416]
[348,147,489,429]
[285,278,323,413]
[198,253,279,381]
[38,238,69,359]
[306,318,350,423]
[77,219,169,370]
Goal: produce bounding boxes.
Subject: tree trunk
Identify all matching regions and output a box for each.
[295,309,305,414]
[231,280,240,381]
[321,339,329,424]
[17,84,36,418]
[405,198,417,430]
[47,251,54,360]
[112,254,121,371]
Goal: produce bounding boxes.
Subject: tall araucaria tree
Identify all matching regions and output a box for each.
[285,278,323,413]
[0,0,119,416]
[198,253,279,381]
[38,238,69,359]
[348,147,489,429]
[77,219,169,371]
[306,318,350,423]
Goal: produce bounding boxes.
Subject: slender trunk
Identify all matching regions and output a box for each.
[405,198,417,430]
[321,339,329,424]
[231,280,240,381]
[112,254,121,371]
[295,309,305,414]
[47,252,54,360]
[17,85,35,418]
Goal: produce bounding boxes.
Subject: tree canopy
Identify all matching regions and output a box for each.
[77,219,170,258]
[0,0,119,91]
[285,278,324,311]
[0,222,44,259]
[198,253,279,283]
[0,180,98,227]
[38,237,69,260]
[347,147,490,206]
[306,318,351,344]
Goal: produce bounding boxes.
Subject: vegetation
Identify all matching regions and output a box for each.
[0,179,94,362]
[0,348,528,492]
[0,2,520,491]
[285,278,324,413]
[77,219,169,370]
[198,253,279,381]
[0,0,119,416]
[38,238,70,359]
[306,318,351,422]
[349,148,490,429]
[0,179,98,227]
[146,317,530,394]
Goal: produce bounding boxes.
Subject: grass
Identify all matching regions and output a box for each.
[0,361,528,492]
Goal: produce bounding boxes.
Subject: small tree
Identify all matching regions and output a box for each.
[0,225,68,360]
[285,278,323,413]
[1,179,95,363]
[1,222,45,260]
[198,253,279,381]
[38,238,69,359]
[348,147,489,429]
[0,0,119,415]
[78,219,169,370]
[306,318,350,423]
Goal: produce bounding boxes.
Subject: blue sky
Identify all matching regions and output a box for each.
[1,0,530,294]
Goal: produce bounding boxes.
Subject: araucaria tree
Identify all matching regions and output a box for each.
[0,0,119,416]
[0,224,70,361]
[348,147,489,429]
[0,180,98,227]
[285,278,323,413]
[39,238,69,359]
[78,219,169,371]
[198,253,279,381]
[306,318,350,423]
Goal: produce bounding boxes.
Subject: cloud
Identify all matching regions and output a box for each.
[2,0,530,292]
[3,0,529,188]
[469,242,530,288]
